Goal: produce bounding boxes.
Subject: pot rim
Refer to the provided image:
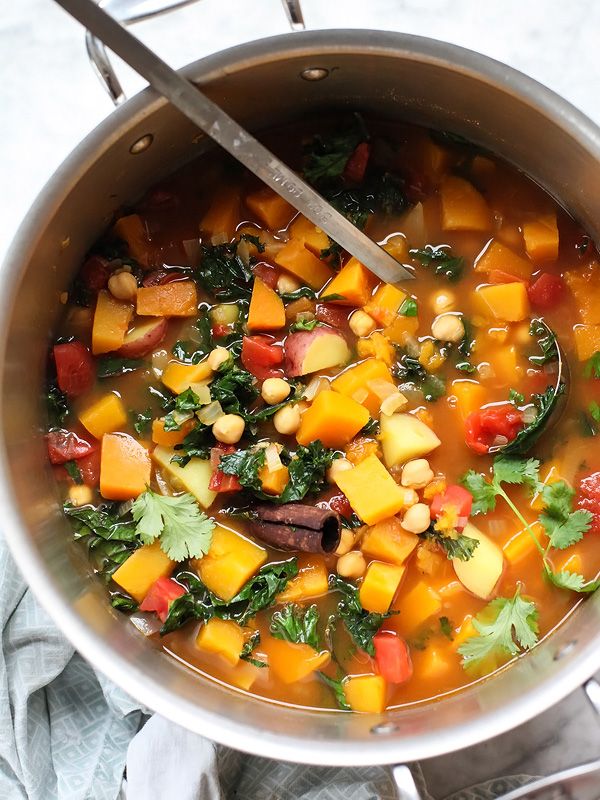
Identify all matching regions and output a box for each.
[2,29,600,766]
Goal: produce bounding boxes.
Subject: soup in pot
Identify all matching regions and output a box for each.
[46,116,600,712]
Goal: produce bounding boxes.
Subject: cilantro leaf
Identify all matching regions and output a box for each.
[270,603,320,650]
[458,588,539,672]
[132,489,215,561]
[493,457,540,490]
[539,480,592,550]
[410,244,464,282]
[545,568,600,593]
[421,527,479,561]
[461,470,497,515]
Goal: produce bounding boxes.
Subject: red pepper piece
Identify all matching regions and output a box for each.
[577,472,600,534]
[373,632,413,684]
[430,484,473,526]
[208,445,242,493]
[343,142,370,184]
[139,577,186,621]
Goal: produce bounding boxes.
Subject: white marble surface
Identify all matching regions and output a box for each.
[2,0,600,794]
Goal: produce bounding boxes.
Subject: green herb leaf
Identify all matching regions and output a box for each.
[240,631,267,668]
[528,319,558,367]
[421,527,480,561]
[539,481,592,550]
[279,287,317,302]
[545,567,600,593]
[219,448,267,495]
[97,356,145,378]
[329,575,388,656]
[64,502,139,579]
[583,351,600,379]
[439,616,453,640]
[64,460,83,485]
[270,603,320,650]
[461,470,498,515]
[279,442,337,503]
[410,245,464,282]
[210,364,259,415]
[399,297,418,317]
[171,422,212,467]
[163,387,203,431]
[133,407,153,436]
[318,672,351,710]
[196,241,254,302]
[110,592,138,612]
[509,389,525,406]
[289,318,323,333]
[502,385,564,456]
[590,401,600,423]
[303,119,365,186]
[132,489,215,561]
[46,383,69,428]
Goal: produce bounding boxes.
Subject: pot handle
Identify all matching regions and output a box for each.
[85,0,305,105]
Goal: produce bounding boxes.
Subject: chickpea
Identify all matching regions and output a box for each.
[402,488,419,507]
[261,377,291,405]
[431,313,465,343]
[336,551,366,579]
[212,414,245,444]
[402,503,431,534]
[108,270,138,301]
[277,273,301,294]
[335,529,355,556]
[326,457,353,484]
[68,484,93,506]
[349,309,377,338]
[401,458,434,489]
[431,290,456,314]
[207,346,230,371]
[273,404,301,435]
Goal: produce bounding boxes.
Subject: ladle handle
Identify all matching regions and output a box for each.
[85,0,305,106]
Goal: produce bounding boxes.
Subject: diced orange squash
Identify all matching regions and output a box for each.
[531,461,562,511]
[262,638,330,683]
[522,213,559,261]
[247,276,285,331]
[335,454,406,525]
[558,552,583,575]
[470,155,496,182]
[450,379,487,421]
[199,186,241,239]
[79,392,127,440]
[355,332,395,366]
[416,646,451,678]
[473,282,530,322]
[382,235,409,262]
[502,522,545,565]
[383,315,419,345]
[246,186,295,231]
[100,432,151,500]
[230,661,262,691]
[289,214,330,256]
[345,437,380,465]
[332,358,394,416]
[440,175,492,232]
[151,417,194,447]
[489,345,522,385]
[259,463,289,496]
[359,561,405,613]
[196,618,245,666]
[393,581,442,635]
[475,240,533,279]
[419,138,452,182]
[296,390,369,448]
[343,674,386,713]
[574,324,600,361]
[198,525,267,601]
[274,239,334,290]
[361,517,419,566]
[113,214,151,267]
[564,263,600,324]
[323,258,376,307]
[92,291,134,355]
[451,615,476,651]
[277,554,328,603]
[363,283,408,326]
[112,541,174,602]
[161,359,212,394]
[136,280,197,318]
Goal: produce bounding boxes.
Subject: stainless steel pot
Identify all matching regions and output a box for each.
[3,22,600,776]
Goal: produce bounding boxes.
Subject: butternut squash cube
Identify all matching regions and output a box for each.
[199,186,241,239]
[79,392,127,440]
[230,661,262,691]
[136,281,197,318]
[258,463,289,496]
[360,561,405,613]
[92,291,134,355]
[151,418,194,447]
[274,239,334,290]
[113,214,151,267]
[522,213,559,261]
[502,522,545,565]
[355,332,395,366]
[247,276,285,331]
[152,446,216,509]
[564,263,600,324]
[289,214,330,256]
[198,525,267,601]
[196,618,245,666]
[440,175,492,232]
[100,433,150,500]
[393,581,442,635]
[246,186,295,231]
[323,257,376,307]
[363,283,408,327]
[332,358,394,416]
[450,379,486,421]
[361,517,419,566]
[296,390,369,448]
[161,359,212,394]
[383,315,419,345]
[276,554,329,603]
[262,638,330,683]
[574,324,600,361]
[451,616,476,651]
[112,541,174,602]
[343,674,387,713]
[335,454,406,525]
[473,282,530,322]
[475,240,533,279]
[416,646,451,678]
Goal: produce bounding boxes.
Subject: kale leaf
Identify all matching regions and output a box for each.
[270,603,320,650]
[329,575,389,656]
[196,241,254,302]
[410,244,464,282]
[64,502,139,580]
[171,316,214,364]
[502,384,564,456]
[97,356,145,378]
[46,383,69,428]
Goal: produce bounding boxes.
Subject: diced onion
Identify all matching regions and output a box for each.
[352,388,369,404]
[303,376,329,401]
[197,401,224,425]
[522,405,538,424]
[237,238,251,267]
[152,349,169,376]
[380,392,408,416]
[478,362,495,380]
[129,612,163,636]
[210,232,228,246]
[404,336,420,358]
[265,443,283,473]
[296,311,315,322]
[492,434,509,447]
[182,238,201,267]
[172,410,194,426]
[367,379,397,400]
[117,500,134,517]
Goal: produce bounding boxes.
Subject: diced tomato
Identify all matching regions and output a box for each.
[54,340,95,397]
[47,430,96,465]
[142,269,186,287]
[488,269,527,285]
[139,577,186,621]
[527,272,565,310]
[208,445,242,492]
[577,472,600,534]
[373,632,413,684]
[241,335,284,380]
[212,323,231,339]
[464,405,524,455]
[253,262,280,289]
[343,142,370,184]
[317,491,353,519]
[78,255,112,296]
[77,449,101,486]
[430,484,473,527]
[315,304,352,336]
